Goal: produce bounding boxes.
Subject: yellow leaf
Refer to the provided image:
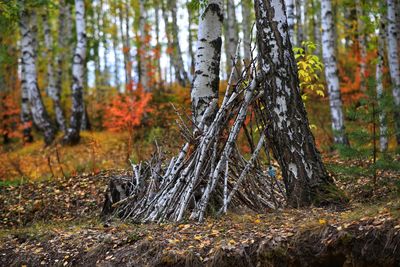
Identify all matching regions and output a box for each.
[194,234,202,240]
[254,219,261,224]
[229,239,236,245]
[319,219,327,225]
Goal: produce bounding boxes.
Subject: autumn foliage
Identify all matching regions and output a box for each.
[103,87,152,132]
[0,92,21,143]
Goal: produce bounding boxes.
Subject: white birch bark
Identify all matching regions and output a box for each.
[296,0,304,45]
[43,12,66,133]
[171,0,189,86]
[191,0,223,126]
[387,0,400,144]
[20,8,55,145]
[355,0,367,91]
[376,18,388,152]
[225,0,238,76]
[321,0,348,145]
[255,0,334,206]
[241,0,253,67]
[311,0,321,55]
[187,0,196,77]
[138,0,149,91]
[63,0,87,144]
[285,0,295,45]
[20,63,33,143]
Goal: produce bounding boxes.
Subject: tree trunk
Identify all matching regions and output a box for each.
[254,0,335,207]
[311,0,321,55]
[43,12,67,133]
[376,17,388,152]
[355,0,367,92]
[20,8,55,145]
[285,0,295,45]
[171,0,189,87]
[63,0,87,145]
[20,63,34,143]
[321,0,348,145]
[387,0,400,145]
[155,5,163,84]
[224,0,238,78]
[138,0,149,91]
[187,0,196,77]
[191,0,223,126]
[241,0,253,68]
[296,0,304,46]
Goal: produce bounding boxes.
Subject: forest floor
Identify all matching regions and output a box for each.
[1,155,400,266]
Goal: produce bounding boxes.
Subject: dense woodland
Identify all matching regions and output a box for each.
[1,0,400,266]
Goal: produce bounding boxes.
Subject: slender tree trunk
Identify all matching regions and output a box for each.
[63,0,87,145]
[54,0,70,132]
[387,0,400,144]
[285,0,295,45]
[241,0,253,68]
[355,0,367,92]
[191,0,223,126]
[20,63,34,143]
[187,0,196,77]
[311,0,321,55]
[124,1,133,91]
[112,15,121,91]
[321,0,348,145]
[138,0,150,91]
[20,9,55,145]
[43,12,67,133]
[118,5,129,91]
[155,5,163,84]
[296,0,304,46]
[224,0,238,77]
[254,0,335,207]
[171,0,189,87]
[376,17,388,152]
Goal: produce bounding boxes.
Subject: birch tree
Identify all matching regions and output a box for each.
[355,0,367,91]
[254,0,335,206]
[162,0,190,87]
[386,0,400,144]
[19,8,55,145]
[138,0,150,91]
[321,0,348,145]
[224,0,238,77]
[63,0,87,145]
[43,12,66,133]
[376,17,388,152]
[20,64,33,143]
[171,0,190,86]
[191,0,224,126]
[285,0,295,45]
[241,0,253,68]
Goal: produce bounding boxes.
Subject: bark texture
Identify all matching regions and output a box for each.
[191,0,223,126]
[43,12,66,133]
[63,0,87,145]
[285,0,295,45]
[254,0,334,206]
[138,0,149,91]
[355,0,367,92]
[224,0,239,78]
[20,9,55,145]
[386,0,400,144]
[321,0,348,145]
[376,18,388,152]
[171,0,190,86]
[20,64,33,143]
[241,0,253,68]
